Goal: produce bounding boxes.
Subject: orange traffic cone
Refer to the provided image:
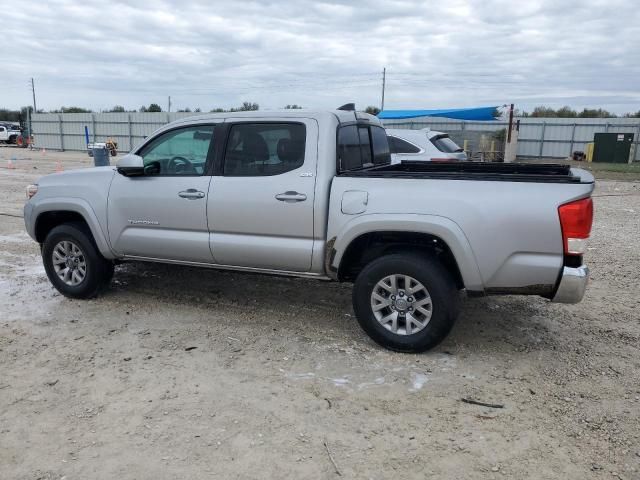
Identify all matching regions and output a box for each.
[55,160,63,173]
[7,158,15,169]
[41,148,46,156]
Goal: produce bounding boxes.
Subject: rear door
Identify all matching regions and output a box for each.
[107,124,217,263]
[207,119,318,271]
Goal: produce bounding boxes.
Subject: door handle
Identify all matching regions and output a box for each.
[178,189,205,199]
[275,191,307,203]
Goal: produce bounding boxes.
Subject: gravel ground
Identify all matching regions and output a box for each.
[1,146,639,480]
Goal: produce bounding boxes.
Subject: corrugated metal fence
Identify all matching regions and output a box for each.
[31,112,198,153]
[32,112,640,161]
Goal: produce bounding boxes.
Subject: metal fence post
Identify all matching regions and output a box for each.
[604,122,609,133]
[539,122,546,157]
[635,123,640,162]
[58,114,65,151]
[92,113,97,142]
[460,121,466,151]
[128,114,133,151]
[569,122,576,157]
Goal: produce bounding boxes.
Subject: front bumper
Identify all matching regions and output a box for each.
[551,265,589,304]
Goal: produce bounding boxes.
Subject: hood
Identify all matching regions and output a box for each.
[38,166,116,187]
[35,166,117,204]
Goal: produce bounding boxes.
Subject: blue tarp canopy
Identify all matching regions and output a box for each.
[378,106,498,121]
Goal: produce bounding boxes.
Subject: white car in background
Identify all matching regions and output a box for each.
[386,128,467,164]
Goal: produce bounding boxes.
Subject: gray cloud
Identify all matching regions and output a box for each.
[1,0,639,114]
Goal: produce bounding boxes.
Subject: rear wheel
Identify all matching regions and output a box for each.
[352,253,460,353]
[42,223,114,299]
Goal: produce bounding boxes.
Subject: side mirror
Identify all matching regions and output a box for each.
[116,154,145,176]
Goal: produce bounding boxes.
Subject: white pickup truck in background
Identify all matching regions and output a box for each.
[0,124,22,144]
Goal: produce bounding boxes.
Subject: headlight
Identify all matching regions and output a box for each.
[26,184,38,199]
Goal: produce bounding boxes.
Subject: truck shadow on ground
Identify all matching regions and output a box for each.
[105,261,562,354]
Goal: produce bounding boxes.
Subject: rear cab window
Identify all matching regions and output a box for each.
[338,124,390,172]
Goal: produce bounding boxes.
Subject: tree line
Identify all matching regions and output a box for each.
[521,106,640,118]
[0,102,310,121]
[4,104,638,122]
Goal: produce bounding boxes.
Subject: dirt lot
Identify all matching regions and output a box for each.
[1,146,639,480]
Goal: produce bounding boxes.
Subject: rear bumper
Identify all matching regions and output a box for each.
[551,265,589,304]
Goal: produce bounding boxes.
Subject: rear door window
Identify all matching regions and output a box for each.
[223,123,306,176]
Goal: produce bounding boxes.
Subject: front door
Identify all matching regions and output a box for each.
[108,124,216,263]
[207,119,317,271]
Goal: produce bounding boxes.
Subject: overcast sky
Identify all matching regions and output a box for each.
[2,0,639,114]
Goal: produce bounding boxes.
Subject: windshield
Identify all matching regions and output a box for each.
[431,134,463,153]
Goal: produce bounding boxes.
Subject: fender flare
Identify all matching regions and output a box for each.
[331,213,485,291]
[29,197,116,260]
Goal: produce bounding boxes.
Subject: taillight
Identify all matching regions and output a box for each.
[558,198,593,255]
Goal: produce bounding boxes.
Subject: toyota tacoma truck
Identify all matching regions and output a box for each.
[23,109,594,352]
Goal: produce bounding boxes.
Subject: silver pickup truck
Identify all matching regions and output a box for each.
[24,109,594,352]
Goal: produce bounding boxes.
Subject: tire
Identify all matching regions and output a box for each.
[352,253,460,353]
[42,222,114,299]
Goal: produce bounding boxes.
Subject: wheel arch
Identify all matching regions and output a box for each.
[330,214,485,292]
[32,199,115,259]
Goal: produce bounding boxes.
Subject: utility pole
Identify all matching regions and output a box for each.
[381,67,386,111]
[507,103,514,142]
[30,78,37,112]
[168,95,171,113]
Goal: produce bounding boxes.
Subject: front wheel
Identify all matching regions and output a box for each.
[352,253,460,353]
[42,223,114,299]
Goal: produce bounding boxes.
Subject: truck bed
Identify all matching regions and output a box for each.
[340,161,591,184]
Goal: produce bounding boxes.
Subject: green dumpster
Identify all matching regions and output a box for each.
[592,133,634,163]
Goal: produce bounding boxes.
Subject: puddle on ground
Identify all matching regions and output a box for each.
[409,373,430,392]
[0,232,32,243]
[283,362,452,393]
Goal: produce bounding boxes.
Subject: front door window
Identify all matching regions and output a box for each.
[138,125,215,176]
